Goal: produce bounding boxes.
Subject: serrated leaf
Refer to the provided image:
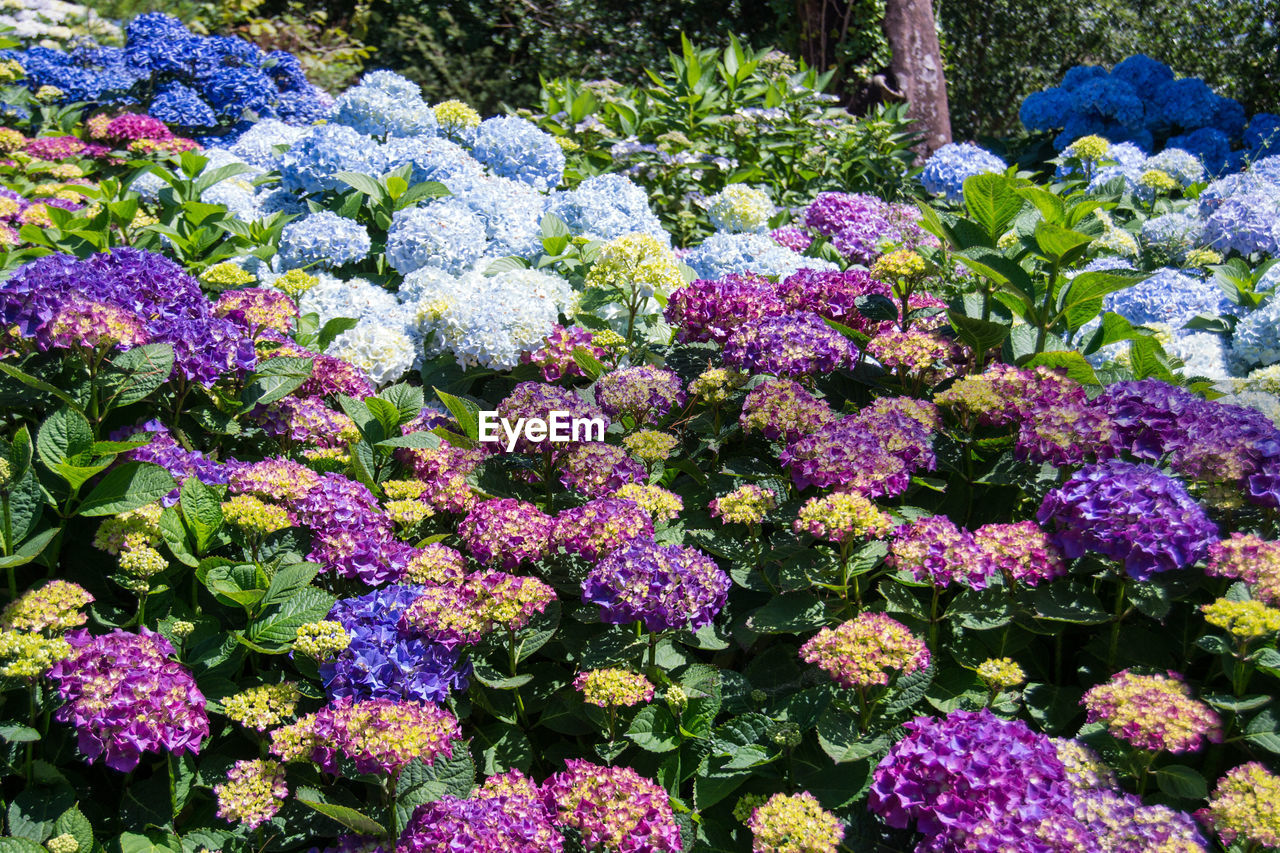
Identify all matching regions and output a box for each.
[433,388,481,441]
[241,357,313,408]
[627,705,681,753]
[37,407,93,468]
[1157,765,1207,800]
[78,462,176,516]
[746,593,827,634]
[179,477,222,554]
[296,798,384,836]
[246,585,336,646]
[101,344,175,409]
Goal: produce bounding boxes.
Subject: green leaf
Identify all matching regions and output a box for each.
[296,798,385,836]
[333,171,386,200]
[1033,221,1092,262]
[472,722,533,774]
[0,528,60,570]
[241,357,313,409]
[377,431,442,450]
[1024,351,1098,385]
[179,477,223,554]
[260,562,320,608]
[394,752,476,829]
[0,361,85,414]
[101,344,175,409]
[1014,186,1066,225]
[52,806,92,853]
[1032,582,1110,624]
[745,593,827,634]
[246,585,337,646]
[0,723,40,743]
[571,346,607,380]
[816,707,891,763]
[433,388,481,442]
[78,462,176,516]
[8,783,75,842]
[963,173,1023,242]
[317,317,359,351]
[947,311,1010,354]
[1157,765,1208,800]
[0,839,48,853]
[37,408,93,468]
[627,705,681,753]
[379,383,426,426]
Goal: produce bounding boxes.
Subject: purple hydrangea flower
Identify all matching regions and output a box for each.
[583,536,729,632]
[664,274,785,345]
[723,312,858,377]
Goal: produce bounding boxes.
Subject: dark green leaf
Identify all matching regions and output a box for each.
[241,357,314,409]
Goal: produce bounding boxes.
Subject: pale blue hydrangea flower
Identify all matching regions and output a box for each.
[1230,295,1280,370]
[331,70,438,139]
[279,123,387,195]
[1103,267,1231,327]
[129,169,167,201]
[383,136,482,186]
[1165,329,1231,379]
[1202,189,1280,256]
[547,174,667,244]
[1144,148,1205,186]
[682,232,836,280]
[706,185,775,233]
[385,199,489,275]
[297,273,399,325]
[202,178,260,222]
[328,323,419,386]
[471,116,565,191]
[1140,212,1204,264]
[277,211,372,270]
[919,142,1006,202]
[226,118,308,169]
[397,266,463,305]
[444,171,546,258]
[255,186,307,218]
[428,268,574,369]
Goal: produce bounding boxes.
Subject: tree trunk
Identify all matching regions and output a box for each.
[884,0,952,158]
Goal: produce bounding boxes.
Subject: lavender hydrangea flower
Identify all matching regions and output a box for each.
[723,312,858,377]
[664,274,786,345]
[919,143,1006,202]
[583,536,729,632]
[595,366,685,424]
[1037,460,1218,580]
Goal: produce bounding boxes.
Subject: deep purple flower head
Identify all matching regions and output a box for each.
[770,226,813,252]
[560,443,648,497]
[495,382,608,455]
[889,516,996,589]
[289,472,407,585]
[553,497,654,562]
[723,312,858,377]
[781,399,936,495]
[664,274,785,344]
[542,760,682,853]
[47,628,210,771]
[458,498,553,569]
[1037,460,1219,580]
[0,250,256,384]
[583,536,728,632]
[869,709,1075,842]
[322,586,470,704]
[595,366,685,424]
[398,787,563,853]
[776,268,893,331]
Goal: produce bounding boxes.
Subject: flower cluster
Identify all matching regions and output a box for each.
[723,312,858,377]
[574,668,655,707]
[553,497,654,562]
[740,380,834,442]
[583,536,729,632]
[613,483,683,521]
[1201,762,1280,849]
[401,571,555,645]
[0,580,92,633]
[800,613,930,689]
[398,780,563,853]
[46,629,210,771]
[1202,598,1280,640]
[221,682,301,731]
[794,492,892,542]
[781,402,936,496]
[747,792,844,853]
[1206,534,1280,603]
[541,759,682,853]
[706,185,775,233]
[595,366,685,423]
[458,499,553,569]
[1081,669,1221,753]
[919,142,1006,201]
[710,484,777,526]
[215,759,288,830]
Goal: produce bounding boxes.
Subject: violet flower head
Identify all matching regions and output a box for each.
[973,521,1068,587]
[583,536,729,632]
[47,628,210,771]
[321,585,471,704]
[595,365,685,424]
[458,498,553,570]
[775,268,893,331]
[889,515,997,590]
[723,312,858,377]
[522,324,607,382]
[1037,460,1219,580]
[542,759,683,853]
[495,382,608,455]
[664,274,785,344]
[739,379,835,443]
[288,696,461,776]
[398,789,563,853]
[781,401,935,496]
[560,443,647,497]
[553,497,654,562]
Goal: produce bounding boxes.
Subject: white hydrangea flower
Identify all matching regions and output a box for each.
[706,185,775,233]
[328,323,419,386]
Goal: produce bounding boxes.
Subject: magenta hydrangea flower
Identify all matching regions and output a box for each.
[274,696,461,776]
[542,759,683,853]
[973,521,1068,586]
[495,382,608,454]
[1081,670,1222,753]
[559,443,648,497]
[781,401,936,495]
[553,497,654,562]
[775,268,893,331]
[522,324,607,382]
[770,226,813,252]
[889,515,997,589]
[1037,460,1219,580]
[458,498,553,569]
[399,440,483,515]
[47,628,210,771]
[398,786,563,853]
[723,312,858,377]
[664,274,785,344]
[595,366,686,424]
[583,536,729,632]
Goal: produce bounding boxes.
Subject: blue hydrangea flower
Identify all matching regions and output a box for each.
[1167,127,1236,176]
[1151,78,1218,133]
[1110,55,1174,98]
[1071,78,1145,130]
[297,273,400,326]
[332,70,438,138]
[1140,212,1204,264]
[1246,114,1280,159]
[1211,97,1248,143]
[1165,329,1231,379]
[1104,267,1231,327]
[203,64,277,119]
[471,116,565,191]
[1203,189,1280,256]
[683,232,835,280]
[277,212,372,270]
[1020,87,1074,132]
[444,171,547,258]
[385,199,489,275]
[1144,148,1204,185]
[1231,295,1280,370]
[225,118,308,169]
[278,124,387,195]
[548,174,668,243]
[919,142,1006,202]
[149,81,216,128]
[383,136,481,186]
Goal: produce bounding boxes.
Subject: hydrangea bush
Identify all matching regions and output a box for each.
[0,15,1275,853]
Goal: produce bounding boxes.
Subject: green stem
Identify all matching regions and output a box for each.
[648,632,657,671]
[1108,578,1126,672]
[1035,263,1060,354]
